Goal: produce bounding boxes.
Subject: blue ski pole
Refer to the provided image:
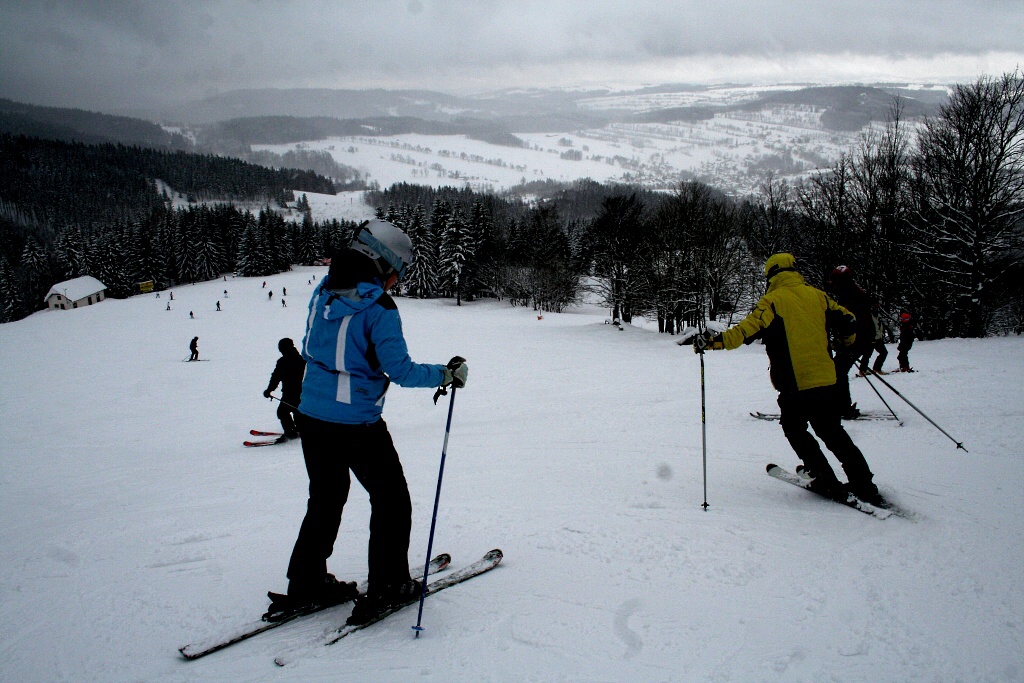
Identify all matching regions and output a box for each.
[413,385,458,637]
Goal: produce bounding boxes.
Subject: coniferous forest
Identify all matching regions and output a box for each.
[1,72,1022,338]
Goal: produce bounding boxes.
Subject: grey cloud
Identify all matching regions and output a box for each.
[1,0,1022,112]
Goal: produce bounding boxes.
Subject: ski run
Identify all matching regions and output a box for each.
[1,266,1022,682]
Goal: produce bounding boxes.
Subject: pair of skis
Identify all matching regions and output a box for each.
[244,429,286,447]
[766,463,903,519]
[750,411,898,422]
[179,549,502,662]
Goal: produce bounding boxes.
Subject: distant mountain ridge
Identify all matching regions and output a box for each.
[0,98,189,148]
[162,83,947,134]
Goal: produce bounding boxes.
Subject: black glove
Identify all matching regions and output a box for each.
[263,389,272,399]
[443,356,468,388]
[693,331,724,354]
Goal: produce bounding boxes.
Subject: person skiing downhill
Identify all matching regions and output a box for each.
[274,219,468,625]
[692,253,882,505]
[827,265,876,419]
[189,336,199,361]
[264,338,305,440]
[896,311,914,371]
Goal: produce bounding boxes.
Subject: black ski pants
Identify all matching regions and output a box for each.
[277,399,300,438]
[897,338,913,370]
[287,414,413,596]
[859,340,887,373]
[777,385,875,489]
[833,349,860,409]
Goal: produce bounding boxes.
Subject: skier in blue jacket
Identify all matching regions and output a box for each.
[272,219,468,625]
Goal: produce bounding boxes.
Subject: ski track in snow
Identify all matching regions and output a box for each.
[1,267,1023,682]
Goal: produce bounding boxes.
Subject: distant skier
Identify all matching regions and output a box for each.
[216,301,221,311]
[827,266,875,419]
[262,281,266,288]
[189,336,199,361]
[166,302,171,311]
[271,219,468,624]
[268,290,273,301]
[224,289,228,298]
[858,302,888,375]
[170,291,174,300]
[896,311,914,372]
[283,287,287,296]
[264,338,305,441]
[189,311,194,319]
[281,299,287,307]
[692,253,882,505]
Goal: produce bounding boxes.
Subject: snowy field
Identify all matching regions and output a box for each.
[1,269,1023,682]
[254,108,864,199]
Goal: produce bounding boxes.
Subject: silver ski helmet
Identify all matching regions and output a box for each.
[350,219,413,279]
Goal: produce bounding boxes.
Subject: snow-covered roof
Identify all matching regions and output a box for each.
[44,276,107,302]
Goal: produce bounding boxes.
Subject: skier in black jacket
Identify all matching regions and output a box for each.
[828,266,875,419]
[264,338,305,440]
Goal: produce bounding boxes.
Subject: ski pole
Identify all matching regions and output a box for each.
[698,340,710,511]
[867,369,968,452]
[413,385,457,638]
[860,373,902,425]
[267,393,299,411]
[677,326,710,511]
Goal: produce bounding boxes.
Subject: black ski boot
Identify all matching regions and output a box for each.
[266,574,358,621]
[346,579,422,626]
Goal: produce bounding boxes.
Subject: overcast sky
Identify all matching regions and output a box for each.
[1,0,1022,112]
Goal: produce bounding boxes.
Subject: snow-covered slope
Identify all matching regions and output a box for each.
[1,270,1022,682]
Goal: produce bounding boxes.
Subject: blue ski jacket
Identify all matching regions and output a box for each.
[299,275,446,424]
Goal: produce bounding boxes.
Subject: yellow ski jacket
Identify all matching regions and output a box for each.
[720,270,857,393]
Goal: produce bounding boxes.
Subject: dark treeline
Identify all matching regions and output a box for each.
[2,72,1021,338]
[0,133,336,232]
[0,200,361,321]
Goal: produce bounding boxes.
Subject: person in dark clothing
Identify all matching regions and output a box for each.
[896,311,914,371]
[264,338,306,440]
[189,336,199,361]
[694,253,882,505]
[828,265,875,419]
[271,219,468,625]
[858,302,888,375]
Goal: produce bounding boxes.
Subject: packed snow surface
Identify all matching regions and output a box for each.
[1,268,1023,682]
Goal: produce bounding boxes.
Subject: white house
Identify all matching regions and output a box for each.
[45,276,108,310]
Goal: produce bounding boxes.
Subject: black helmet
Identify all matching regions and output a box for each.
[278,338,294,353]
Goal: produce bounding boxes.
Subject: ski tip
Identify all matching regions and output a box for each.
[766,463,779,473]
[485,548,504,563]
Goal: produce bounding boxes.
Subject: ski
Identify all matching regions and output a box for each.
[179,553,451,660]
[274,549,503,667]
[243,439,283,447]
[250,429,283,437]
[766,463,893,519]
[751,410,897,422]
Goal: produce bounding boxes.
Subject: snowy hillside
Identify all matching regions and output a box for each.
[247,83,946,198]
[1,270,1022,682]
[256,115,863,199]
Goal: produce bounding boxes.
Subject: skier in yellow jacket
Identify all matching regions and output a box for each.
[694,253,882,504]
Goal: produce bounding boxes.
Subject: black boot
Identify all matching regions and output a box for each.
[267,573,358,620]
[346,579,422,625]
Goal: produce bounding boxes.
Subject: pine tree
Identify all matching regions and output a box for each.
[19,236,50,310]
[53,226,87,280]
[296,212,321,266]
[0,256,19,322]
[405,204,437,298]
[236,212,270,276]
[439,205,473,305]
